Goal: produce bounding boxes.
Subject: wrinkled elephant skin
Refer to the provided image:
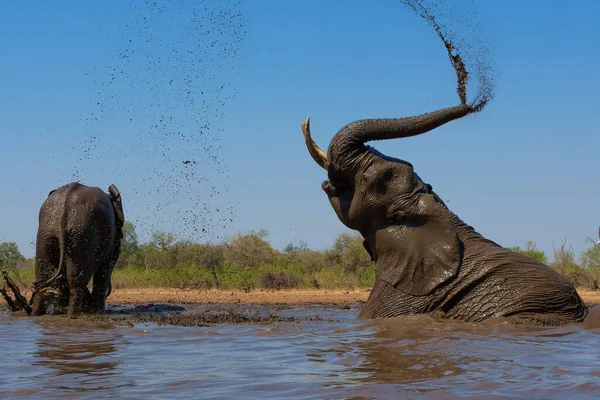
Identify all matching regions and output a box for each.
[31,182,124,317]
[301,109,592,326]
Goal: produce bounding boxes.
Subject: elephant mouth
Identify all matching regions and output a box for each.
[322,180,334,195]
[322,179,352,198]
[323,180,344,197]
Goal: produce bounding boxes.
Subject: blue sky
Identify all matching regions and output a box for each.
[1,0,598,259]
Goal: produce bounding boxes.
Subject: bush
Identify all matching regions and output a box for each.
[340,236,373,273]
[1,229,379,293]
[507,241,548,264]
[550,240,592,289]
[137,243,171,270]
[217,264,258,290]
[0,242,25,270]
[357,264,376,288]
[325,232,373,273]
[259,270,300,289]
[121,221,140,255]
[580,242,600,290]
[312,265,357,290]
[224,229,279,269]
[111,264,216,290]
[326,232,353,265]
[290,250,327,273]
[1,258,35,289]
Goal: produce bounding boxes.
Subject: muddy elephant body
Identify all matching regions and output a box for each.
[301,107,592,326]
[32,182,124,317]
[356,209,586,324]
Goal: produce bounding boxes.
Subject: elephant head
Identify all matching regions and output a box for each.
[106,184,124,298]
[301,104,476,296]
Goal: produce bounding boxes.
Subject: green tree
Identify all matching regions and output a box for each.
[507,240,547,264]
[121,221,139,255]
[326,232,355,265]
[327,232,372,272]
[550,240,589,288]
[0,242,25,270]
[151,231,175,250]
[580,240,600,290]
[283,240,309,255]
[581,244,600,270]
[224,229,278,269]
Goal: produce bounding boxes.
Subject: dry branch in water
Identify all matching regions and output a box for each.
[0,270,31,315]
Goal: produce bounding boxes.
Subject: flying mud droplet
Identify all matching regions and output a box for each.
[65,0,248,244]
[400,0,496,111]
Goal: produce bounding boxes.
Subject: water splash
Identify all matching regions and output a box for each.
[400,0,496,111]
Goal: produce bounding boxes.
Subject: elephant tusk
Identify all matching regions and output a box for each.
[301,116,329,170]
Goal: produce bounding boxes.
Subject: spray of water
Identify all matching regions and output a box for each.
[400,0,496,111]
[66,0,248,244]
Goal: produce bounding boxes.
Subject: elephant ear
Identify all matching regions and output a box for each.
[107,184,124,234]
[375,208,462,296]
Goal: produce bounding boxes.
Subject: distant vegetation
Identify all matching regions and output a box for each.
[0,223,375,292]
[509,239,600,290]
[2,223,599,292]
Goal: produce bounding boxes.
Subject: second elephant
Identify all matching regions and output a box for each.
[31,182,124,317]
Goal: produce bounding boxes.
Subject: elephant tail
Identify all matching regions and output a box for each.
[583,304,600,330]
[32,183,78,294]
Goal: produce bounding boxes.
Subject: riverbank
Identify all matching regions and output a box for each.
[106,288,371,305]
[103,288,600,307]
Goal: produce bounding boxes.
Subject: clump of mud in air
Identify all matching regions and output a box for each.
[400,0,496,112]
[65,0,248,244]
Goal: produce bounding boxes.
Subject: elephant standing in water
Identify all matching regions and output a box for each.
[31,182,124,317]
[301,106,598,326]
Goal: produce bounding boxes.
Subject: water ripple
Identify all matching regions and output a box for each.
[1,306,600,399]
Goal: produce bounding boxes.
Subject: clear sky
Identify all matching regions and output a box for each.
[1,0,598,260]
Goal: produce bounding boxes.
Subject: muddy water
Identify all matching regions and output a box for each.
[1,304,600,399]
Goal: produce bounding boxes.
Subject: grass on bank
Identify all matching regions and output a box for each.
[110,263,375,291]
[2,224,599,293]
[3,229,377,292]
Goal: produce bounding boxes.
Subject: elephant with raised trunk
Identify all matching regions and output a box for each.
[31,182,124,317]
[301,105,598,326]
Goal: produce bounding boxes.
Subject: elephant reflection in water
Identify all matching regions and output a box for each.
[32,319,132,395]
[335,317,578,397]
[351,317,471,386]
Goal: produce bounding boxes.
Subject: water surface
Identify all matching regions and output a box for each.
[1,303,599,399]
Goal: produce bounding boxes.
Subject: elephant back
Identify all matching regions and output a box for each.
[39,182,117,241]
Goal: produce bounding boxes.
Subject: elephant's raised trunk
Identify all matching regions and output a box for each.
[328,104,472,170]
[301,104,472,172]
[300,1,491,173]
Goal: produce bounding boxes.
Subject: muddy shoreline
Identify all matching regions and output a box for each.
[106,288,372,305]
[108,287,600,306]
[3,288,598,328]
[8,287,600,307]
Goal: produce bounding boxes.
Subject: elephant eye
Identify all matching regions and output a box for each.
[382,170,393,182]
[332,178,350,190]
[375,169,394,193]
